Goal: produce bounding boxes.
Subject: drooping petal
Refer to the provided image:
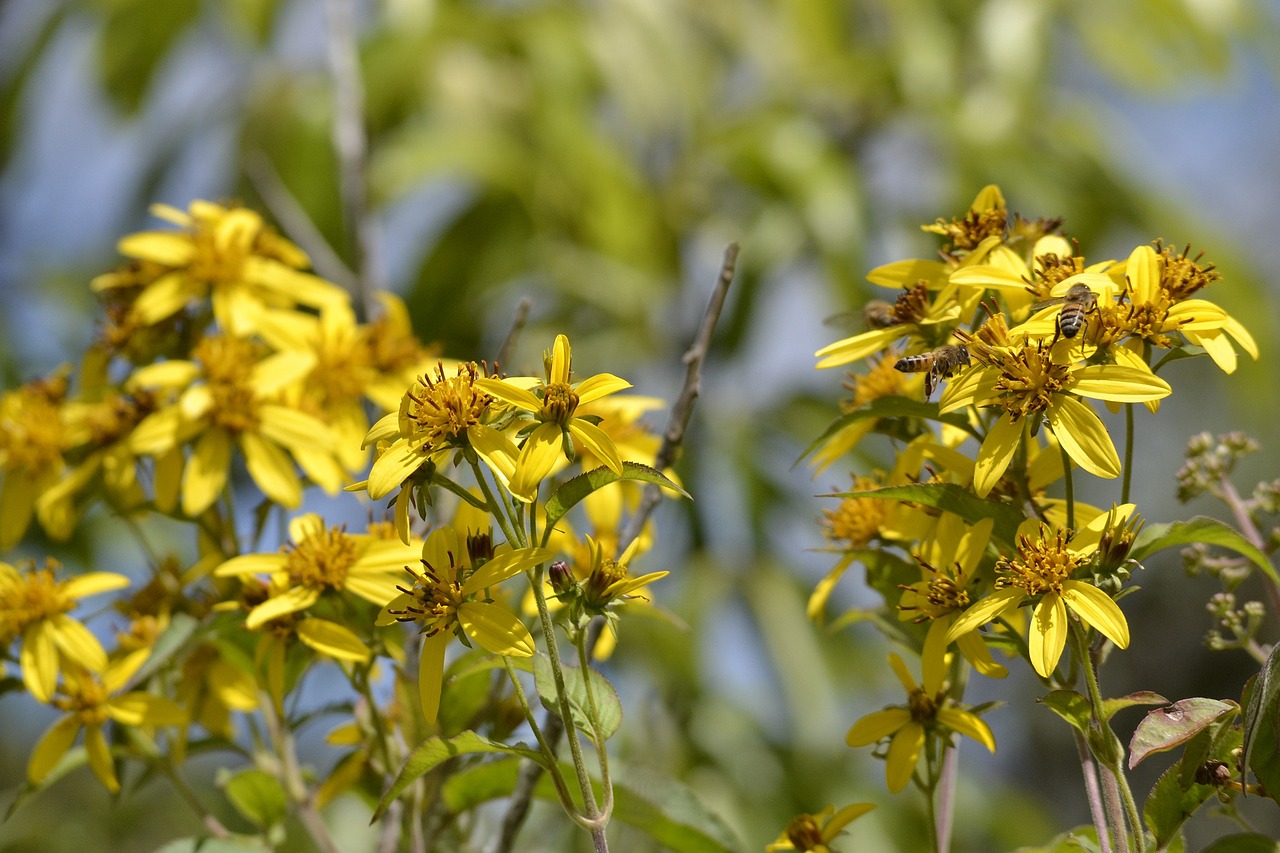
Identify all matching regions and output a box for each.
[568,418,624,475]
[241,432,302,508]
[245,585,321,629]
[1047,397,1120,479]
[845,708,911,747]
[508,423,564,503]
[885,722,925,793]
[47,614,109,672]
[131,272,201,326]
[458,602,536,656]
[1028,594,1068,678]
[467,424,519,492]
[296,618,372,662]
[28,715,81,785]
[418,631,450,724]
[84,723,120,793]
[182,427,232,516]
[937,707,997,752]
[945,587,1025,644]
[973,414,1024,498]
[1061,581,1130,649]
[21,623,58,702]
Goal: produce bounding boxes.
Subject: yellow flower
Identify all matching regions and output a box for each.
[0,375,73,548]
[475,334,631,502]
[127,333,341,515]
[27,654,185,793]
[0,559,130,702]
[214,513,421,652]
[94,200,348,336]
[808,353,916,472]
[846,653,995,793]
[814,280,963,369]
[898,516,1007,684]
[377,526,552,723]
[1111,244,1257,373]
[945,509,1134,678]
[939,331,1170,496]
[766,803,876,853]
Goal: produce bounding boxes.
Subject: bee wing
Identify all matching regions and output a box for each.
[1029,295,1066,312]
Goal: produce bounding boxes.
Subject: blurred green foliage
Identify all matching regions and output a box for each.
[2,0,1278,850]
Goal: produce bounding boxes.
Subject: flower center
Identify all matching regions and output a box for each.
[0,559,74,642]
[986,344,1072,423]
[193,335,263,433]
[996,528,1085,596]
[784,814,825,850]
[822,479,886,549]
[186,208,263,284]
[541,382,579,424]
[907,685,939,723]
[0,382,68,472]
[1158,243,1218,301]
[389,555,466,637]
[284,526,359,591]
[848,354,907,407]
[53,672,111,726]
[406,362,492,449]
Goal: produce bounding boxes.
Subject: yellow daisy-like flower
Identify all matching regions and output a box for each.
[766,802,877,853]
[808,353,916,473]
[1112,244,1257,373]
[898,515,1007,684]
[377,526,552,723]
[939,331,1170,496]
[27,653,185,793]
[945,508,1134,678]
[214,513,421,641]
[0,375,73,548]
[93,200,348,337]
[475,334,631,502]
[0,559,131,703]
[845,652,995,793]
[127,333,341,516]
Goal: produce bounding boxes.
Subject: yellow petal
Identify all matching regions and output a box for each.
[1124,245,1160,303]
[973,414,1023,498]
[363,410,401,449]
[118,232,194,266]
[550,334,572,384]
[468,425,519,491]
[568,418,624,475]
[257,406,335,453]
[1029,594,1068,678]
[245,585,321,629]
[84,723,120,792]
[214,553,288,577]
[458,602,536,656]
[815,327,903,369]
[1070,365,1170,402]
[108,692,186,727]
[462,547,554,594]
[574,373,631,405]
[182,427,232,516]
[866,258,948,289]
[21,623,59,703]
[131,271,200,326]
[48,614,109,672]
[28,715,81,785]
[1047,398,1120,479]
[366,439,425,500]
[1061,581,1130,649]
[418,631,449,724]
[937,707,997,752]
[61,572,131,599]
[241,432,302,508]
[946,587,1025,644]
[885,722,924,793]
[956,629,1008,679]
[474,378,542,412]
[845,708,911,747]
[508,423,564,503]
[296,618,372,662]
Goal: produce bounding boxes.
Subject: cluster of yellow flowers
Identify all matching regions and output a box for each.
[0,198,675,830]
[789,185,1257,846]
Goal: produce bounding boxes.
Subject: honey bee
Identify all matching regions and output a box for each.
[894,344,970,399]
[862,300,898,329]
[1034,282,1098,343]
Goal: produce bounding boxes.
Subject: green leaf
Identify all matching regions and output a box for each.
[1129,698,1237,768]
[798,396,974,463]
[221,768,287,829]
[1143,759,1214,848]
[544,461,688,531]
[532,654,623,743]
[1100,691,1168,722]
[1129,517,1277,584]
[372,731,546,820]
[1201,834,1280,853]
[1009,825,1101,852]
[1242,642,1280,804]
[828,483,1026,547]
[1040,690,1092,735]
[129,612,200,685]
[440,757,742,852]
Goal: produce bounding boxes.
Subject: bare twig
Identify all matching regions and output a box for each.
[324,0,380,319]
[493,243,739,853]
[495,297,533,369]
[244,151,357,292]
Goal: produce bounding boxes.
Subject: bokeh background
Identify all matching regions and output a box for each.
[2,0,1279,850]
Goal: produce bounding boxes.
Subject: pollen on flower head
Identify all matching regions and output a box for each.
[388,557,464,637]
[1031,253,1087,299]
[405,362,493,450]
[996,527,1087,596]
[1156,241,1219,301]
[923,206,1008,256]
[822,476,886,549]
[52,669,111,727]
[0,380,68,473]
[284,525,359,591]
[0,559,76,643]
[844,354,906,409]
[541,382,580,424]
[192,335,264,433]
[890,281,931,326]
[783,814,825,850]
[980,342,1072,425]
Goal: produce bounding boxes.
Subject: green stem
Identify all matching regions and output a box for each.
[470,459,523,548]
[1121,403,1134,505]
[575,630,613,821]
[501,655,577,809]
